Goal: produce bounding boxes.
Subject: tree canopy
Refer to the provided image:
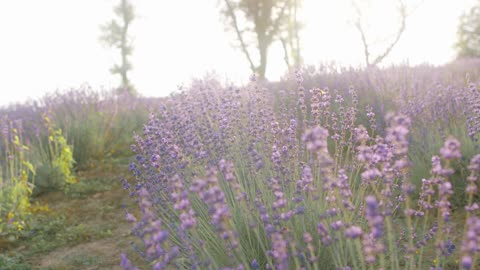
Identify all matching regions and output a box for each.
[456,1,480,59]
[100,0,136,95]
[220,0,302,80]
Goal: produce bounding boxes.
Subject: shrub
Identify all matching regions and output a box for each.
[122,71,480,270]
[31,114,77,193]
[41,87,151,169]
[0,117,35,238]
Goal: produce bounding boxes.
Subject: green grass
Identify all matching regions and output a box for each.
[0,254,31,270]
[0,162,149,270]
[63,253,101,267]
[65,175,116,198]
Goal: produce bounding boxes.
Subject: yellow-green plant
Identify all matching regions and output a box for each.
[33,114,77,192]
[0,123,36,236]
[49,130,77,185]
[43,114,77,187]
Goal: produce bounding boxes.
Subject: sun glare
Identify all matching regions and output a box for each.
[0,0,477,105]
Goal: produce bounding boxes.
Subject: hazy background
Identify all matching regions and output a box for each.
[0,0,476,105]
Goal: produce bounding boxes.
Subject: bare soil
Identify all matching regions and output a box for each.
[3,164,148,270]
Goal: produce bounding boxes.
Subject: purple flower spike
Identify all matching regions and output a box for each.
[330,220,344,231]
[461,256,472,270]
[365,196,383,239]
[317,222,332,246]
[271,232,289,270]
[251,259,260,269]
[170,175,197,231]
[468,154,480,172]
[354,125,370,143]
[460,216,480,269]
[439,138,462,160]
[303,126,329,153]
[345,226,362,239]
[120,253,139,270]
[363,196,385,264]
[125,212,136,223]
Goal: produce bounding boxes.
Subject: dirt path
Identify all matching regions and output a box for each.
[2,165,148,270]
[34,189,136,269]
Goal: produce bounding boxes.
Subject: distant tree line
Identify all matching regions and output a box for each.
[100,0,480,90]
[456,0,480,59]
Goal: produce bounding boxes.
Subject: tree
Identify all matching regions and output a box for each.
[280,0,302,69]
[352,0,407,68]
[100,0,135,95]
[220,0,302,80]
[456,1,480,59]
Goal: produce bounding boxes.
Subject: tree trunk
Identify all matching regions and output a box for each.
[258,43,268,80]
[293,0,301,67]
[119,0,134,95]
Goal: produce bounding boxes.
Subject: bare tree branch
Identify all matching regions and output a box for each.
[352,0,371,66]
[352,0,408,68]
[357,21,371,66]
[280,38,291,67]
[220,0,302,79]
[224,0,257,74]
[280,0,302,69]
[371,0,406,66]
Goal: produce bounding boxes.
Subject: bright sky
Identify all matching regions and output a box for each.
[0,0,476,106]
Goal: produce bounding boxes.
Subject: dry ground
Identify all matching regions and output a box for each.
[1,163,148,270]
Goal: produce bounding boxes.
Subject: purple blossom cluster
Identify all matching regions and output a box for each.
[3,60,480,269]
[170,174,197,231]
[191,168,238,249]
[120,68,480,270]
[465,82,480,140]
[363,196,385,264]
[127,188,179,269]
[460,217,480,270]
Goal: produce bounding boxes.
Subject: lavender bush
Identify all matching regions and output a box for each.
[0,116,36,237]
[0,86,154,182]
[37,86,155,169]
[123,65,480,269]
[0,87,155,238]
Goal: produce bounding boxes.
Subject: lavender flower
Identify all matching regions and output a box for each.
[330,220,344,231]
[271,232,289,270]
[120,253,139,270]
[354,125,370,143]
[192,168,238,249]
[114,66,480,270]
[170,174,197,231]
[303,126,329,153]
[460,217,480,270]
[362,196,385,264]
[317,222,332,246]
[126,212,136,223]
[466,155,480,210]
[461,256,473,270]
[133,188,178,267]
[365,105,377,131]
[385,113,411,156]
[416,222,438,248]
[365,196,383,239]
[439,138,462,160]
[345,226,362,239]
[251,259,260,269]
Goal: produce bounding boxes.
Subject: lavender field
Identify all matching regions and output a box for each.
[1,60,479,269]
